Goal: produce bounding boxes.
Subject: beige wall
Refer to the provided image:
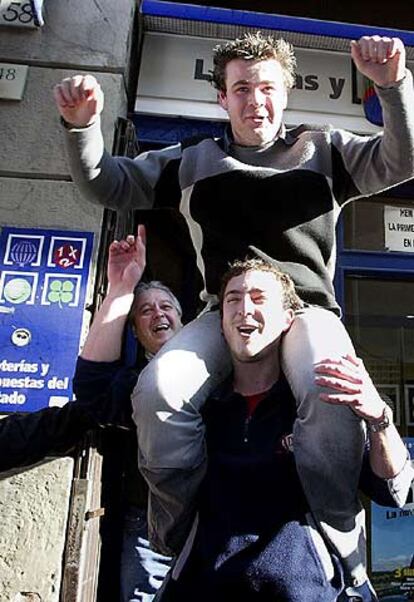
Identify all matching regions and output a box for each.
[0,1,136,599]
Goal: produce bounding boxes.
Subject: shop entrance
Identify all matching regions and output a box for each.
[343,274,414,436]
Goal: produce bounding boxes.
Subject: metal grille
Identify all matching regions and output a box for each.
[143,15,414,59]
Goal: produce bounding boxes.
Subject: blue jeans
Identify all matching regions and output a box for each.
[132,307,367,586]
[120,506,171,602]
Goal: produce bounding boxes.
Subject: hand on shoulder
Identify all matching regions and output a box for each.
[314,353,387,422]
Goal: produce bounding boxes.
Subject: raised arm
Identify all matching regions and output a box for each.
[81,225,146,362]
[332,36,414,203]
[53,75,181,210]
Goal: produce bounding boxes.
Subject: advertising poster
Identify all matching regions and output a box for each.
[0,227,93,413]
[371,438,414,601]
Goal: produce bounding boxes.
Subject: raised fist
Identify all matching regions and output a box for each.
[53,74,104,128]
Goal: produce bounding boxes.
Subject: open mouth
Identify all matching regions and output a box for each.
[152,323,170,333]
[237,324,257,336]
[247,115,267,124]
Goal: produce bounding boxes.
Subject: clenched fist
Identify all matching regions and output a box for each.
[53,74,104,128]
[351,36,406,87]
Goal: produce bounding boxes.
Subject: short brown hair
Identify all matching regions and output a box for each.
[211,32,296,92]
[219,258,303,312]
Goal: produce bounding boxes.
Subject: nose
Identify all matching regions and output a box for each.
[248,87,265,107]
[153,304,165,318]
[239,294,255,316]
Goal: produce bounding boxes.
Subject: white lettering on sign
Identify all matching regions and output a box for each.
[0,358,38,372]
[0,376,44,388]
[0,391,26,404]
[384,206,414,252]
[47,376,69,390]
[0,62,29,100]
[41,362,50,376]
[0,0,35,28]
[0,359,70,409]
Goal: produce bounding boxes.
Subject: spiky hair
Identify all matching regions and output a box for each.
[211,31,296,92]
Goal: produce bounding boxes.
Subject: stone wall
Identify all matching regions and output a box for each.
[0,1,136,598]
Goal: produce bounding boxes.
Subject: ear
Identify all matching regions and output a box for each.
[282,309,294,333]
[218,90,228,111]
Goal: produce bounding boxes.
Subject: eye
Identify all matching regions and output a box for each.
[263,85,276,94]
[235,86,249,94]
[161,304,173,311]
[226,295,239,304]
[251,294,266,304]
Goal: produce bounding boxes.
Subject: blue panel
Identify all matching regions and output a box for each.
[0,227,93,413]
[141,0,414,46]
[133,114,226,145]
[338,250,414,274]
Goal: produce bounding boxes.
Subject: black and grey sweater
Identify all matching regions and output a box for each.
[64,72,414,311]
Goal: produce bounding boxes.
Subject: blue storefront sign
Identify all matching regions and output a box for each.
[0,227,93,412]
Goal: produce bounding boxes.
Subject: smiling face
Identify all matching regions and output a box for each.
[133,288,182,355]
[222,270,294,363]
[218,58,288,147]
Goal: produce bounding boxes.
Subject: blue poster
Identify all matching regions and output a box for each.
[371,438,414,601]
[0,227,93,412]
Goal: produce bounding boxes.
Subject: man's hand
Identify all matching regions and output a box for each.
[314,354,386,421]
[107,225,146,294]
[53,74,104,128]
[351,36,406,87]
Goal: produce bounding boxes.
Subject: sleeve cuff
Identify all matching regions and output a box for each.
[386,451,414,507]
[375,68,412,91]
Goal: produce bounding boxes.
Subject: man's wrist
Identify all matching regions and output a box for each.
[366,404,393,433]
[60,116,97,130]
[375,69,407,89]
[106,286,135,301]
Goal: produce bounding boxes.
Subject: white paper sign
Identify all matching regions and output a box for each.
[0,0,36,28]
[0,63,28,100]
[384,205,414,252]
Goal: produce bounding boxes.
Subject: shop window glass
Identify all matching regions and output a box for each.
[344,275,414,435]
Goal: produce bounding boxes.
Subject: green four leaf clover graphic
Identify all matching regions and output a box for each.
[47,279,75,306]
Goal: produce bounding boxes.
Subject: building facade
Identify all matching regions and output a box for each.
[1,0,413,599]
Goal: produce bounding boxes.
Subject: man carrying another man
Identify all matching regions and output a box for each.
[156,259,413,601]
[54,30,414,590]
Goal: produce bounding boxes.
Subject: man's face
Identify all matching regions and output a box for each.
[222,270,294,363]
[133,289,182,355]
[218,58,288,146]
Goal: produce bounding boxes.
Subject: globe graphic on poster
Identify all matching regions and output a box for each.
[10,240,37,266]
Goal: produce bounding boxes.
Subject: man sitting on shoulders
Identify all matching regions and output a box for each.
[158,258,413,602]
